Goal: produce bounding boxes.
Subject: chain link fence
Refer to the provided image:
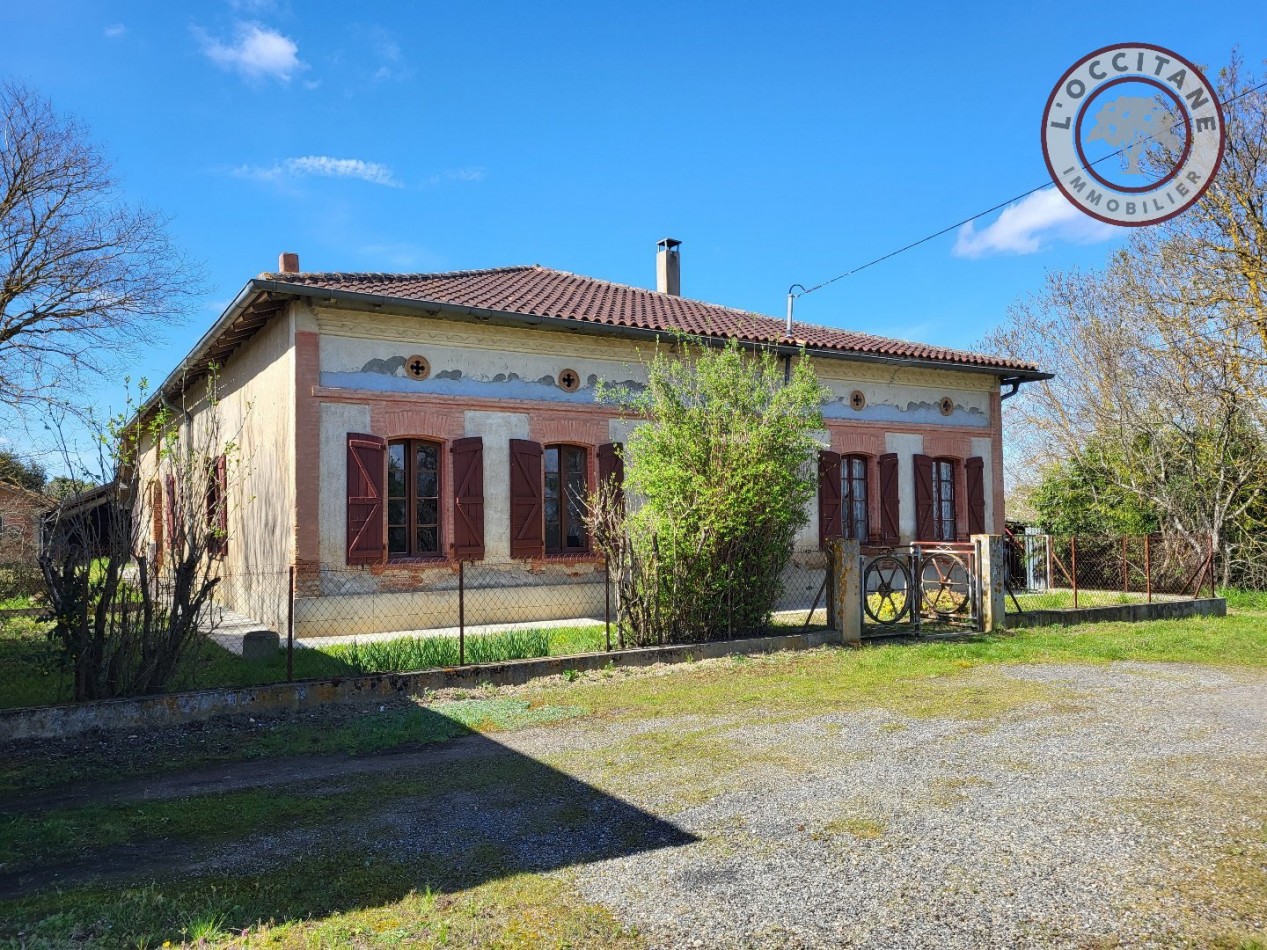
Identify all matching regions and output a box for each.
[146,549,831,696]
[1004,533,1215,611]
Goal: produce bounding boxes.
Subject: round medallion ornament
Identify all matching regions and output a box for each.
[1041,43,1224,227]
[404,355,430,381]
[849,390,866,411]
[557,368,581,393]
[939,397,954,417]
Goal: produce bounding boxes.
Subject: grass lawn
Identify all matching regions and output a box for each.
[0,621,611,711]
[1,608,1266,948]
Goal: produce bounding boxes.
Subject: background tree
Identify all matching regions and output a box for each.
[0,450,45,491]
[0,80,201,416]
[43,475,95,500]
[590,339,828,644]
[987,54,1267,586]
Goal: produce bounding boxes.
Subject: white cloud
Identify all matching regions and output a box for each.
[423,167,487,185]
[952,187,1116,258]
[104,24,126,38]
[234,155,401,187]
[196,22,304,82]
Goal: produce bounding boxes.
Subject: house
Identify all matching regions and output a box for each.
[132,241,1047,637]
[0,480,52,574]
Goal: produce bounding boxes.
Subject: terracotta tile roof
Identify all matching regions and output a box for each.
[265,265,1038,374]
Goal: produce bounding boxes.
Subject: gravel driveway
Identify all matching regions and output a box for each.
[7,659,1264,948]
[558,662,1267,948]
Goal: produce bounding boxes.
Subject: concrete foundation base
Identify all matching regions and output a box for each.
[1006,596,1226,629]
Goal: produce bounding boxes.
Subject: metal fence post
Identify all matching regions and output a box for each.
[286,565,295,681]
[1070,535,1079,609]
[1144,534,1152,604]
[1122,536,1129,595]
[458,559,465,665]
[604,559,612,652]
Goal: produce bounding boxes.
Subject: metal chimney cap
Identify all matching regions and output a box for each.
[656,238,682,250]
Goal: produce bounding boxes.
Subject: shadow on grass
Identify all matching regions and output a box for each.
[0,703,698,938]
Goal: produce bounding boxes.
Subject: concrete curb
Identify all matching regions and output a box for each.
[1006,596,1226,629]
[0,630,841,742]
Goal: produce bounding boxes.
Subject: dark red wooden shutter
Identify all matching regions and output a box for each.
[509,439,544,559]
[163,472,186,552]
[818,450,842,549]
[878,452,899,544]
[597,442,624,503]
[451,437,485,560]
[346,433,386,565]
[210,454,228,557]
[914,454,934,541]
[966,456,986,537]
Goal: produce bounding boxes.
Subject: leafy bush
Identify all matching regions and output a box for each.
[594,338,827,644]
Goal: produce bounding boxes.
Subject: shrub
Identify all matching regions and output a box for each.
[593,338,827,645]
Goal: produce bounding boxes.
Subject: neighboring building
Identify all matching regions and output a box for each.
[132,242,1047,637]
[0,481,52,570]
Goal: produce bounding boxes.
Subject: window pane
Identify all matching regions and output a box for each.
[387,443,406,498]
[388,526,407,554]
[416,499,438,527]
[387,499,406,527]
[418,499,438,529]
[545,468,561,552]
[416,471,438,499]
[564,448,588,550]
[566,485,586,549]
[415,442,438,472]
[416,525,438,554]
[544,447,559,474]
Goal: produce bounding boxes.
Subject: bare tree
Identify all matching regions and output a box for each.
[986,55,1267,584]
[40,374,241,701]
[0,81,201,415]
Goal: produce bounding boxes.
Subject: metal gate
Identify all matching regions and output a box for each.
[860,541,982,636]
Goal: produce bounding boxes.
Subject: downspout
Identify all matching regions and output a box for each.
[999,377,1022,401]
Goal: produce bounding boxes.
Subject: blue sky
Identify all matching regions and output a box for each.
[3,0,1264,473]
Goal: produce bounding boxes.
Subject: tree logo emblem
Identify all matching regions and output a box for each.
[1041,43,1224,227]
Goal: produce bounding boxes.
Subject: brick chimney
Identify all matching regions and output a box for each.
[279,252,300,274]
[656,238,681,296]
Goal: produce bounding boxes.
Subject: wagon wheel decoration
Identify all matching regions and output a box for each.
[863,555,912,624]
[920,552,971,617]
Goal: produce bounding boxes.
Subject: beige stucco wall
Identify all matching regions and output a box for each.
[132,308,297,629]
[294,303,1011,636]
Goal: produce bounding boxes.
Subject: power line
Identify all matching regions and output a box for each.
[791,78,1267,303]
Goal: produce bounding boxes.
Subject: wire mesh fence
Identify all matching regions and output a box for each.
[1004,533,1215,611]
[196,550,831,688]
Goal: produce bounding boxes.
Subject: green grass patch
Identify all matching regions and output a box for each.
[517,612,1267,728]
[0,623,609,711]
[0,851,641,949]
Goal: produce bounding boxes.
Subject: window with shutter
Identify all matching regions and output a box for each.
[451,437,485,560]
[205,454,228,558]
[918,456,959,542]
[346,433,387,565]
[509,439,544,559]
[841,455,869,541]
[163,473,182,553]
[966,456,986,536]
[386,439,442,557]
[818,450,842,549]
[545,444,589,553]
[878,453,899,544]
[914,454,935,542]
